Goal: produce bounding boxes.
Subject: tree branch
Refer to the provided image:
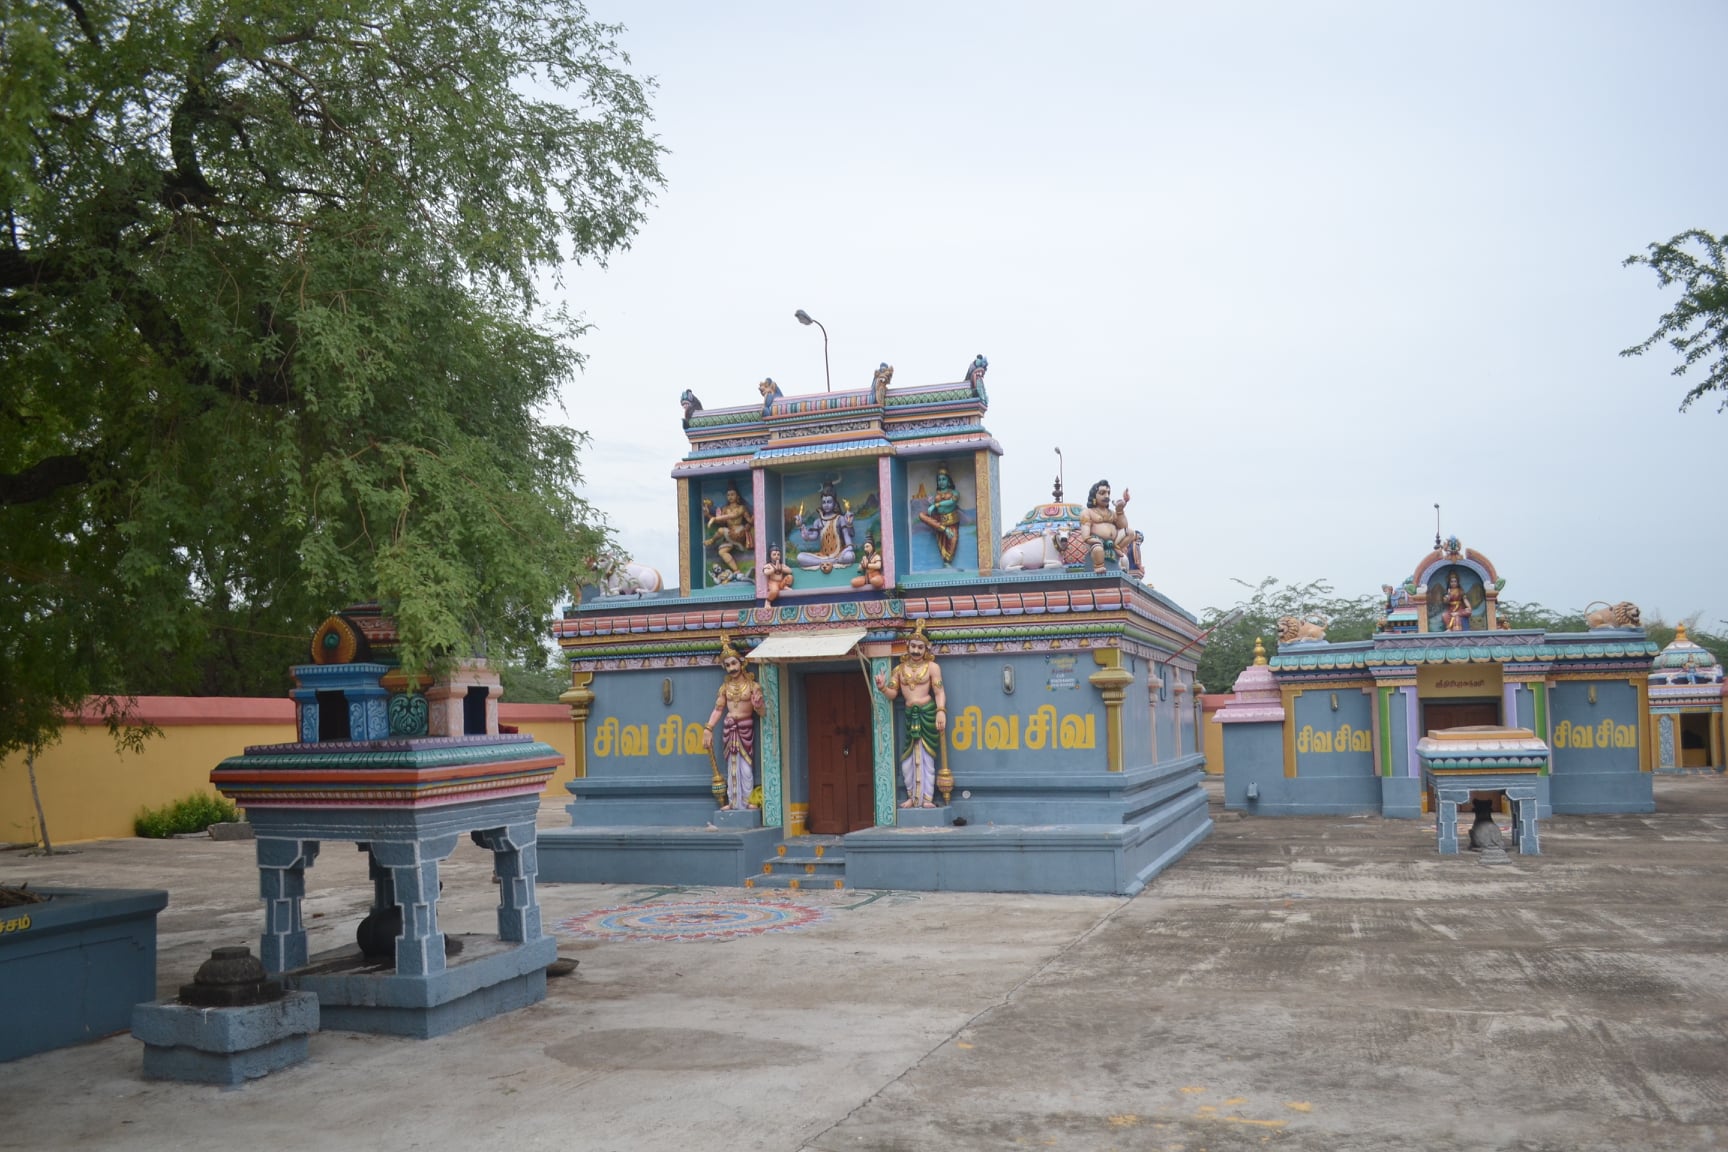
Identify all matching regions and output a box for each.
[0,453,91,507]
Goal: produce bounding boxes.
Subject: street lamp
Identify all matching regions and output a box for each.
[794,308,830,392]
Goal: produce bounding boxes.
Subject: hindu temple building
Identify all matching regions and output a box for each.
[540,358,1210,894]
[1648,624,1725,772]
[1216,536,1663,847]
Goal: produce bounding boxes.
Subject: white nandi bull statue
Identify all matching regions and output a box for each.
[1000,526,1068,571]
[591,550,663,597]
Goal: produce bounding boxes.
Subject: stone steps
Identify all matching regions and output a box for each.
[744,837,848,891]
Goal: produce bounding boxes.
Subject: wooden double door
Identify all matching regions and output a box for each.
[1422,699,1501,734]
[804,672,876,835]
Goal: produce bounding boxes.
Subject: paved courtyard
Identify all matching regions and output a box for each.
[2,776,1725,1151]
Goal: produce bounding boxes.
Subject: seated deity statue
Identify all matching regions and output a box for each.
[796,482,855,572]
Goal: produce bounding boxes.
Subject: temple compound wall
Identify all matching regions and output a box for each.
[540,359,1211,894]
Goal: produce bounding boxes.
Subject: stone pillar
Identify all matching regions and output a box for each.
[472,824,541,944]
[1509,790,1540,855]
[1433,788,1465,855]
[759,663,783,827]
[369,835,459,977]
[256,839,320,974]
[871,655,897,826]
[1089,648,1134,772]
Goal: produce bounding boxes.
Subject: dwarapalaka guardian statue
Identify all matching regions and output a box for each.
[876,620,947,808]
[701,633,765,811]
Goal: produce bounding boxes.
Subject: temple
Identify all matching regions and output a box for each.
[1216,536,1664,850]
[540,358,1211,894]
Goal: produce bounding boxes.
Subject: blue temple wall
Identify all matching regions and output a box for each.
[1547,678,1652,813]
[1220,722,1286,810]
[1287,686,1380,812]
[567,667,721,826]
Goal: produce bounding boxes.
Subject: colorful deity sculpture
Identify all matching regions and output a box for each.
[796,479,856,572]
[918,463,962,566]
[701,633,765,811]
[1440,571,1471,632]
[850,538,885,590]
[706,483,754,575]
[875,620,947,808]
[758,377,782,417]
[1078,479,1132,574]
[762,543,795,602]
[872,362,894,406]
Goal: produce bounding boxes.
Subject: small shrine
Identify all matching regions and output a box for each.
[1217,536,1660,844]
[211,606,563,1037]
[1648,624,1725,772]
[543,357,1211,895]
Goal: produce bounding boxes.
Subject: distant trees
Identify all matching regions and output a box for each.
[1622,229,1728,411]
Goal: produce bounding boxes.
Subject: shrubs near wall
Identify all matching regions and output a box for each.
[134,794,240,839]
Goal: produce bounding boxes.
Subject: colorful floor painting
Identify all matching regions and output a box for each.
[556,898,829,943]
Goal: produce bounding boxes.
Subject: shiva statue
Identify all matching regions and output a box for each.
[796,479,855,572]
[875,620,947,809]
[918,463,962,566]
[701,633,765,811]
[1079,478,1131,574]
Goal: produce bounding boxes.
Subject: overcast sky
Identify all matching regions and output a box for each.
[549,1,1727,628]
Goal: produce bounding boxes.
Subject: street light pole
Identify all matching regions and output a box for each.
[794,308,830,392]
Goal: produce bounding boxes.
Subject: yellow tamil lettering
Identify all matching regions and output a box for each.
[592,716,619,758]
[1335,724,1355,752]
[684,722,707,755]
[1352,729,1371,753]
[1060,712,1095,750]
[1553,720,1570,749]
[1596,718,1615,749]
[620,723,650,757]
[1574,724,1594,749]
[985,714,1020,751]
[1614,722,1637,749]
[656,715,683,756]
[1297,725,1313,754]
[1025,704,1057,750]
[951,706,983,751]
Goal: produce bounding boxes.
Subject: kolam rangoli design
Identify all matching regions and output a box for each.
[556,899,828,943]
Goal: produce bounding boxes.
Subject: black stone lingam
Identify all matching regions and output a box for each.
[178,946,283,1007]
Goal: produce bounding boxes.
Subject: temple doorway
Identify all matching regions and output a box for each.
[804,672,875,834]
[1422,698,1501,734]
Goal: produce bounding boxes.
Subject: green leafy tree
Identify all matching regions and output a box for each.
[1622,229,1728,411]
[1,0,664,759]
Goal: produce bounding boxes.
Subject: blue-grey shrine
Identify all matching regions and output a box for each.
[1217,537,1660,844]
[540,358,1212,894]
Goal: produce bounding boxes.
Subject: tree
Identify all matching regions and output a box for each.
[1,0,664,759]
[1622,229,1728,411]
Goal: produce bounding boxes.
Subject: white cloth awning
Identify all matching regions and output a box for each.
[746,628,867,662]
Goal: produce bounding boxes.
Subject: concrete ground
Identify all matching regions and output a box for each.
[2,777,1726,1152]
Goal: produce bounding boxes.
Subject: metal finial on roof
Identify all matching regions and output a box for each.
[1052,446,1064,502]
[1253,637,1267,666]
